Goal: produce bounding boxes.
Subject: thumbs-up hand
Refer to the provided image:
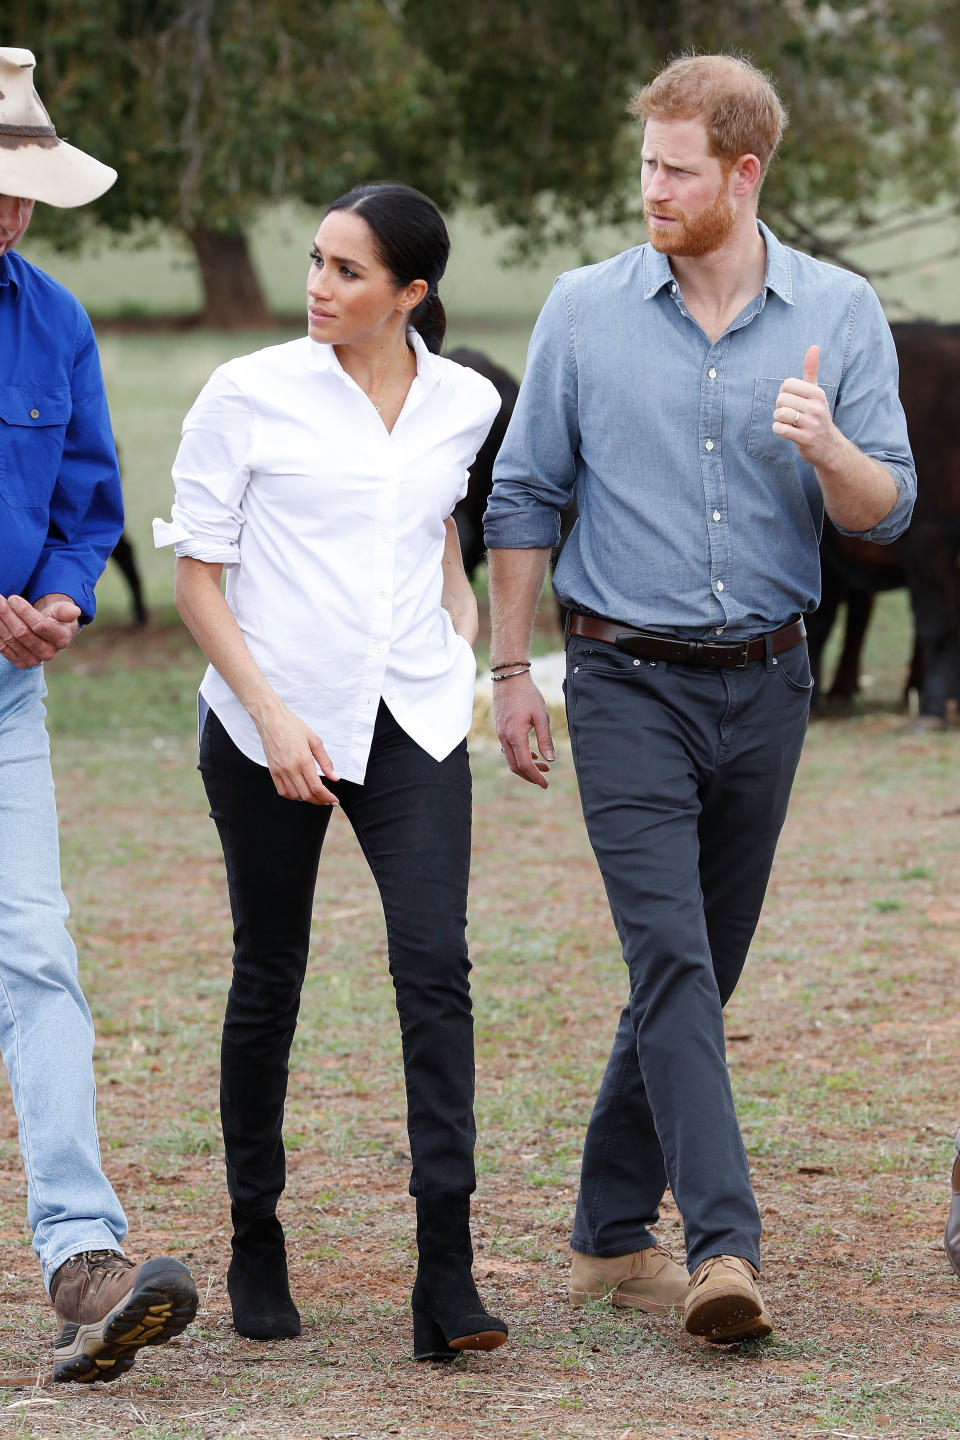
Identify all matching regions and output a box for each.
[772,343,837,463]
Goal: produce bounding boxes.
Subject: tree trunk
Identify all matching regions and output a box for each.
[187,227,272,328]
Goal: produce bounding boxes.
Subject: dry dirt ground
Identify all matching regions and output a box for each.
[0,621,958,1440]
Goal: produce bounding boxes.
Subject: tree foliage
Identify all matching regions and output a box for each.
[404,0,960,266]
[7,0,960,319]
[12,0,454,321]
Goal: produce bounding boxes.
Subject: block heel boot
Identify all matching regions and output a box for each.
[411,1195,507,1361]
[226,1206,301,1340]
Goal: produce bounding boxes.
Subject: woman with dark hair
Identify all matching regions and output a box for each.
[154,183,507,1360]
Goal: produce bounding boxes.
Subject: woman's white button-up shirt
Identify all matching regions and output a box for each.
[154,330,500,783]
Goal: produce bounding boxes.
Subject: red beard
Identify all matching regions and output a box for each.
[644,187,736,258]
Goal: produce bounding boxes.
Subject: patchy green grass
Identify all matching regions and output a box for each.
[0,598,946,1438]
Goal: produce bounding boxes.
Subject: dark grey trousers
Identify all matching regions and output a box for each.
[565,631,812,1273]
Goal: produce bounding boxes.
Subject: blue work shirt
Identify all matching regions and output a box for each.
[0,249,123,622]
[483,222,916,638]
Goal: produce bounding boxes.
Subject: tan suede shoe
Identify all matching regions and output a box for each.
[569,1245,689,1313]
[945,1145,960,1278]
[683,1255,772,1342]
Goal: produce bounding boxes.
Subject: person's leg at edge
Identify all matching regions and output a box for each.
[200,707,332,1340]
[0,659,197,1381]
[340,702,506,1361]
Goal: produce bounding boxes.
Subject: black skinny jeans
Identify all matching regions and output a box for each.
[199,701,476,1217]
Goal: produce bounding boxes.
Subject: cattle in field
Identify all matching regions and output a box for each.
[447,348,520,579]
[810,322,960,722]
[110,531,148,626]
[807,525,919,710]
[448,348,575,612]
[893,322,960,721]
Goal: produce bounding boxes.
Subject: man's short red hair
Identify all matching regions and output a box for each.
[630,54,787,181]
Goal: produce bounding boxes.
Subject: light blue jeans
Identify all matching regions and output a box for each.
[0,657,127,1289]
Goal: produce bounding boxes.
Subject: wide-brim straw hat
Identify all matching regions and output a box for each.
[0,47,116,207]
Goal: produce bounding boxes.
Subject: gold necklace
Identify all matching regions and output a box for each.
[369,347,413,415]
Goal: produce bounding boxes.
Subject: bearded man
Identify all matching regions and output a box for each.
[482,53,915,1342]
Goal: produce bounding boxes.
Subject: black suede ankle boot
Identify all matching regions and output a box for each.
[227,1207,301,1340]
[411,1195,507,1361]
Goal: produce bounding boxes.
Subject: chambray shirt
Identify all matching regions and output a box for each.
[483,222,916,638]
[0,250,123,622]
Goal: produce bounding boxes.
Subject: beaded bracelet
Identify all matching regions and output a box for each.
[490,659,531,672]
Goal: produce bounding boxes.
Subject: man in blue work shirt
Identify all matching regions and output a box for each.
[483,54,915,1342]
[0,47,198,1381]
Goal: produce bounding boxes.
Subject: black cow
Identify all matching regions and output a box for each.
[110,531,147,626]
[809,323,960,721]
[894,322,960,721]
[447,348,520,579]
[447,348,576,606]
[807,525,919,710]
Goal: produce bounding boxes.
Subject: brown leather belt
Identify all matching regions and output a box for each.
[568,613,806,669]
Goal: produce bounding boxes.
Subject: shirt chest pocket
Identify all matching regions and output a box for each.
[0,386,72,509]
[745,377,837,471]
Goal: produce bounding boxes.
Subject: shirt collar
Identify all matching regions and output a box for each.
[307,325,442,388]
[642,219,794,306]
[0,251,20,293]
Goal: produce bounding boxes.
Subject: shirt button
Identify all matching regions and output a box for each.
[716,581,724,592]
[708,368,717,380]
[29,408,39,418]
[705,439,714,451]
[712,510,721,522]
[375,643,386,654]
[715,627,724,635]
[670,283,677,294]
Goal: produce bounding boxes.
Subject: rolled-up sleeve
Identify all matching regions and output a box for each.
[483,278,581,550]
[831,281,916,544]
[153,369,254,562]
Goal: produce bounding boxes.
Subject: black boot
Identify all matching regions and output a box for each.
[227,1207,301,1340]
[411,1195,507,1361]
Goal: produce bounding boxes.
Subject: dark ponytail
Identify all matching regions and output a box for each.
[323,183,450,354]
[410,291,446,355]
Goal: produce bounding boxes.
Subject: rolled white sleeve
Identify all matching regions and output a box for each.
[153,369,255,563]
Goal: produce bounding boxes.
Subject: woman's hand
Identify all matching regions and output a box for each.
[174,556,340,804]
[441,516,480,646]
[255,700,340,806]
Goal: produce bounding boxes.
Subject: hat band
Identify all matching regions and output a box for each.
[0,122,57,138]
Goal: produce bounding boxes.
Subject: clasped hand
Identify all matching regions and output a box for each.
[0,593,81,668]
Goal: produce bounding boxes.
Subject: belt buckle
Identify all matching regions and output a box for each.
[733,640,751,668]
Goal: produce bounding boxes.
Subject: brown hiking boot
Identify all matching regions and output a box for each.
[683,1255,772,1342]
[50,1250,198,1383]
[569,1245,689,1314]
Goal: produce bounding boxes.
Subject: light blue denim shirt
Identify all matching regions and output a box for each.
[483,222,916,638]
